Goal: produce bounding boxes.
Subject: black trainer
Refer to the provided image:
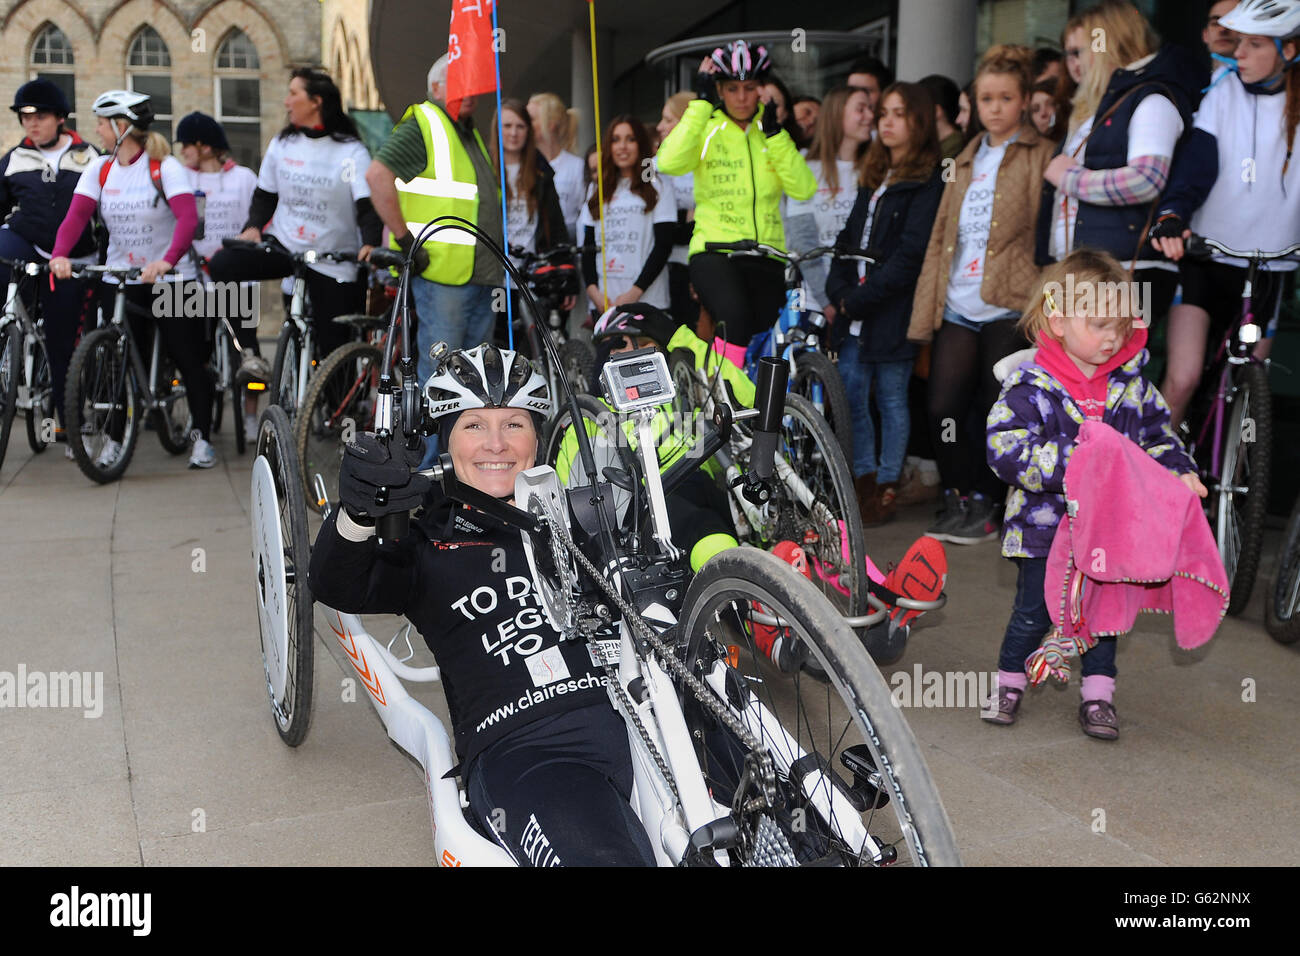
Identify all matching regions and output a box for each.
[925,489,965,541]
[945,494,1000,545]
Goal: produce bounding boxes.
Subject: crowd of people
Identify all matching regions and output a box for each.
[3,0,1297,865]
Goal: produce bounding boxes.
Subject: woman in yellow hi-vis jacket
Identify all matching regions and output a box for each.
[656,40,816,361]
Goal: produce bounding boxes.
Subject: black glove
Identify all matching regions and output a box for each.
[395,231,431,275]
[760,103,783,138]
[338,433,430,520]
[694,70,719,107]
[1149,212,1187,242]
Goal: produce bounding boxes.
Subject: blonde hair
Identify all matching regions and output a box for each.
[1019,249,1134,341]
[528,92,578,151]
[1071,0,1157,132]
[975,43,1035,98]
[663,91,695,125]
[118,119,170,161]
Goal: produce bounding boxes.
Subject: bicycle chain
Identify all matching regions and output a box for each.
[542,514,778,815]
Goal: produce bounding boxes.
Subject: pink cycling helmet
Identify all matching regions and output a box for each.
[709,39,772,81]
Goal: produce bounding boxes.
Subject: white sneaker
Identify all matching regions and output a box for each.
[64,445,75,461]
[188,437,217,469]
[93,438,122,469]
[244,413,259,442]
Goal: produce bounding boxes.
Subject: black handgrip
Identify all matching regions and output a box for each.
[1183,235,1211,260]
[377,511,407,544]
[750,356,787,483]
[221,237,260,251]
[704,240,757,254]
[367,248,406,270]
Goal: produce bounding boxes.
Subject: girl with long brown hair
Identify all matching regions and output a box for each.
[825,82,943,526]
[580,115,676,313]
[490,99,569,282]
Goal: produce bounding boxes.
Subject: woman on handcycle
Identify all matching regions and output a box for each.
[206,68,381,365]
[49,90,216,468]
[0,79,99,457]
[308,343,656,867]
[1151,0,1300,426]
[656,39,816,360]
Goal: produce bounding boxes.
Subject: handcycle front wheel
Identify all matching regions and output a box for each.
[295,341,384,514]
[65,327,141,483]
[25,332,53,454]
[1265,491,1300,645]
[676,547,960,866]
[543,392,639,525]
[252,404,315,746]
[0,322,19,469]
[1212,362,1271,616]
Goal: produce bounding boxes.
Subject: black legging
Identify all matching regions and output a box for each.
[688,252,785,348]
[208,242,363,360]
[101,281,214,441]
[927,317,1028,498]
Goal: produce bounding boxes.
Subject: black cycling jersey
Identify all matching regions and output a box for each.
[308,491,611,766]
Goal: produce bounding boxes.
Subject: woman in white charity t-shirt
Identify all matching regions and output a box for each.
[783,85,873,317]
[50,91,218,468]
[579,116,676,316]
[175,111,261,438]
[205,69,381,366]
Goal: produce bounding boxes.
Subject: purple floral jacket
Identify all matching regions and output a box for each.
[986,348,1196,559]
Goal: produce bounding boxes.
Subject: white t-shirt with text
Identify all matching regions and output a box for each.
[578,176,676,309]
[187,164,258,262]
[946,135,1014,322]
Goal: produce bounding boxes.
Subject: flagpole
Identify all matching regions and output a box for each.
[492,0,512,350]
[588,0,609,313]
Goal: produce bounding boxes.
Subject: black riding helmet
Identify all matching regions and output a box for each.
[11,79,70,118]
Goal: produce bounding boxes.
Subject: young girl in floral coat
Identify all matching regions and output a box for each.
[982,249,1205,739]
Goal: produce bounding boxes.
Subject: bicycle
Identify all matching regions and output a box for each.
[510,242,597,397]
[0,258,59,470]
[250,213,960,866]
[702,239,874,459]
[1266,489,1300,645]
[63,266,199,483]
[217,237,365,419]
[1178,236,1300,616]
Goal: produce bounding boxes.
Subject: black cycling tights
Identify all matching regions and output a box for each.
[466,703,657,866]
[688,252,785,348]
[101,282,214,442]
[927,317,1028,498]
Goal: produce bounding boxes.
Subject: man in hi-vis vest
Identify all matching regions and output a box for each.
[365,54,504,392]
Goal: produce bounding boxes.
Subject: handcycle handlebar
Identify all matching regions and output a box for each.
[1183,235,1300,264]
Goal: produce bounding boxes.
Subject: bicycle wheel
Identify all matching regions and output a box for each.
[668,347,702,423]
[210,330,225,438]
[153,355,193,454]
[1212,362,1271,616]
[252,404,314,746]
[544,393,638,526]
[792,349,853,461]
[0,323,19,469]
[66,327,141,483]
[737,393,869,641]
[295,341,382,514]
[24,332,52,453]
[558,338,596,394]
[269,323,301,416]
[676,548,960,866]
[1266,492,1300,645]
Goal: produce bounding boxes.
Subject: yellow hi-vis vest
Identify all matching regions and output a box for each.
[388,101,494,285]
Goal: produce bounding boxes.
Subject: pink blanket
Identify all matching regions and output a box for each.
[1043,420,1229,654]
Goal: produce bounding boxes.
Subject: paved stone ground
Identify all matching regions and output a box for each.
[3,422,1298,866]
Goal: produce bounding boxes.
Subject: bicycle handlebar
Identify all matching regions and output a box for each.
[68,264,145,280]
[704,240,877,266]
[219,237,364,264]
[1184,235,1300,263]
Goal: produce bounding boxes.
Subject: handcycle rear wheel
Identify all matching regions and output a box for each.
[66,327,141,483]
[24,332,53,453]
[1211,362,1271,615]
[0,322,18,469]
[153,355,193,454]
[252,404,315,746]
[295,341,383,514]
[676,548,960,866]
[792,349,853,461]
[1266,491,1300,645]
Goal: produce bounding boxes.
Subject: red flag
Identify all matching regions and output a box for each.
[446,0,498,120]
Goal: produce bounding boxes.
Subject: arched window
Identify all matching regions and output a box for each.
[214,29,261,168]
[127,26,173,140]
[30,24,76,128]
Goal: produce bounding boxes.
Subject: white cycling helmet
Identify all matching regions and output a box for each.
[423,343,553,422]
[92,89,155,129]
[1220,0,1300,38]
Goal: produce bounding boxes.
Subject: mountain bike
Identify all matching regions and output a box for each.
[63,267,196,483]
[703,239,873,459]
[250,213,960,866]
[1180,236,1300,615]
[218,238,365,420]
[0,258,59,470]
